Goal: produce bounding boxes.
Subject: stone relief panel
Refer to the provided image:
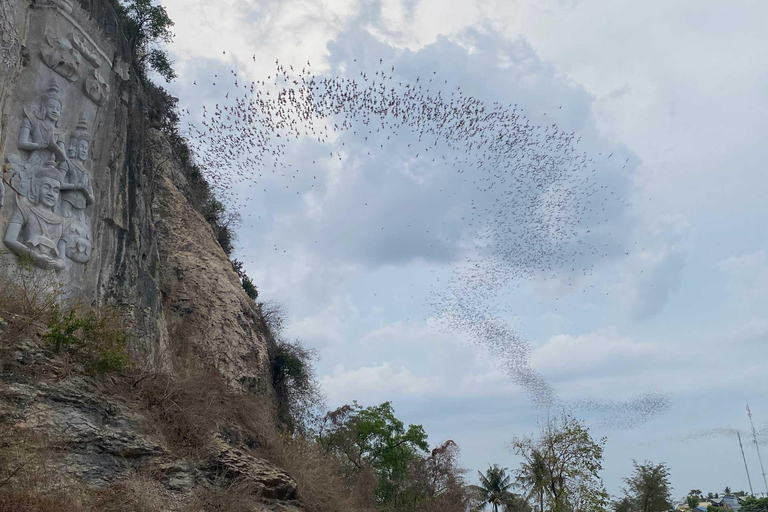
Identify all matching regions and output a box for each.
[40,28,82,82]
[1,0,123,294]
[84,69,109,106]
[2,76,96,270]
[4,159,69,271]
[0,0,20,70]
[71,31,101,69]
[3,78,70,270]
[59,114,94,263]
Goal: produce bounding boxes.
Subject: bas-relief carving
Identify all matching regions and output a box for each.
[4,160,69,271]
[84,68,109,106]
[0,1,120,272]
[40,28,82,82]
[18,78,68,168]
[59,114,94,263]
[0,0,20,70]
[3,77,96,270]
[71,32,101,69]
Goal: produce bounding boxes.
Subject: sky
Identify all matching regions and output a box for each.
[159,0,768,498]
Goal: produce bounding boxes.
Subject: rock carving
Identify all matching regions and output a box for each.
[59,114,94,263]
[71,31,101,68]
[3,158,70,271]
[0,0,20,70]
[18,78,68,168]
[3,78,95,268]
[40,28,82,82]
[84,68,109,106]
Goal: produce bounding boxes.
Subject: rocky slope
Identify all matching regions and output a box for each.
[0,0,295,509]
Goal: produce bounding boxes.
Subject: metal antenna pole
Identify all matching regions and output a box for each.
[747,403,768,495]
[738,431,755,496]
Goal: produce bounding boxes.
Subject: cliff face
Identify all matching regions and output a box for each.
[0,0,270,390]
[0,0,285,506]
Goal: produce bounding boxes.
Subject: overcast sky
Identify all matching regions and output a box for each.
[160,0,768,497]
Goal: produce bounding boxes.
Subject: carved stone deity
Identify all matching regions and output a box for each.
[58,114,94,263]
[18,78,68,169]
[3,158,70,271]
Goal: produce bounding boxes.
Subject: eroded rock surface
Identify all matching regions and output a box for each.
[0,0,290,508]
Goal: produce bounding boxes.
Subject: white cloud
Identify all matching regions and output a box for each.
[531,327,658,375]
[322,362,440,404]
[617,213,692,320]
[286,294,358,348]
[719,251,768,304]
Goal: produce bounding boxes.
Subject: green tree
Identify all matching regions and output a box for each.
[504,494,534,512]
[723,488,731,496]
[622,461,672,512]
[613,496,634,512]
[114,0,176,81]
[741,497,768,512]
[514,415,608,512]
[318,401,429,504]
[405,440,475,512]
[686,495,700,510]
[469,465,515,512]
[515,448,549,512]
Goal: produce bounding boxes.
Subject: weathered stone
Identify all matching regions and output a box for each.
[155,460,198,491]
[208,435,299,501]
[0,1,301,508]
[150,128,271,392]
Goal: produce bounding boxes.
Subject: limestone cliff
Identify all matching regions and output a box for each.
[0,0,292,508]
[0,0,271,392]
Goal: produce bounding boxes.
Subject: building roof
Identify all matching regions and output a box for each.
[722,496,742,511]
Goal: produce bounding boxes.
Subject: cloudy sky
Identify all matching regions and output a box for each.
[159,0,768,497]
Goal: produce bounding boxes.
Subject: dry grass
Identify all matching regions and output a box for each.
[0,261,373,511]
[84,476,180,512]
[194,478,265,512]
[0,258,61,342]
[265,435,376,512]
[0,425,79,512]
[0,476,190,512]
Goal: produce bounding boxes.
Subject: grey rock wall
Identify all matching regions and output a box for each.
[0,0,271,390]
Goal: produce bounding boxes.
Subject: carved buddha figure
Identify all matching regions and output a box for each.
[18,78,68,167]
[4,159,69,271]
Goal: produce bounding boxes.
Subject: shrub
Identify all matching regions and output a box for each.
[43,306,132,375]
[0,257,61,340]
[267,435,374,512]
[271,338,325,436]
[232,260,258,301]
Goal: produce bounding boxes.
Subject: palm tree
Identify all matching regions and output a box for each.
[470,464,516,512]
[516,448,549,512]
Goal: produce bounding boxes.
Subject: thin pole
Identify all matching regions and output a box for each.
[747,403,768,495]
[738,432,755,496]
